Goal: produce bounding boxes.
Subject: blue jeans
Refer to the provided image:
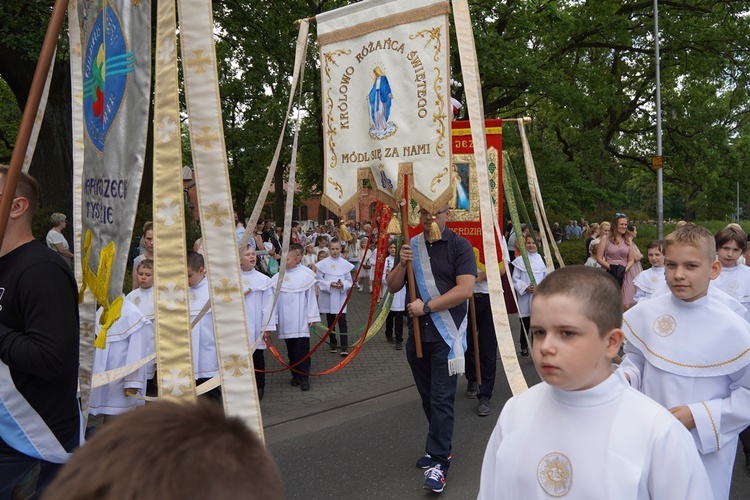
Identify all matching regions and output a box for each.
[406,336,457,470]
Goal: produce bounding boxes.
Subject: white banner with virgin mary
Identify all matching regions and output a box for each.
[317,0,451,214]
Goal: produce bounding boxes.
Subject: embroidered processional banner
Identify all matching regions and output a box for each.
[76,0,150,344]
[317,0,451,215]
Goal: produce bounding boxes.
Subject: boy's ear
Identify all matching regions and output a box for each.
[604,328,624,359]
[709,259,722,280]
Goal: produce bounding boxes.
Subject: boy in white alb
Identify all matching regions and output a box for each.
[632,240,666,303]
[125,259,156,393]
[240,246,277,401]
[479,266,713,499]
[272,243,320,391]
[90,297,151,418]
[382,240,406,349]
[713,225,750,321]
[511,234,548,357]
[619,225,750,500]
[187,251,221,403]
[316,238,354,356]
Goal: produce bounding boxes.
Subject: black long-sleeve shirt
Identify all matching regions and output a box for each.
[0,240,80,457]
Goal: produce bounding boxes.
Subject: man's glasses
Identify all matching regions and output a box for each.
[418,208,448,218]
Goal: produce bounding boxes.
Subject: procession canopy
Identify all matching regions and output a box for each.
[317,0,452,215]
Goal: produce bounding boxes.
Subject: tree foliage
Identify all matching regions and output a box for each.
[1,0,749,229]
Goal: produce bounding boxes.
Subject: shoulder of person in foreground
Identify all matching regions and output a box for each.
[42,401,285,500]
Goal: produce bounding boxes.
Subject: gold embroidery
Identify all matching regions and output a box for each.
[701,401,720,450]
[432,68,447,158]
[537,452,573,497]
[623,318,750,368]
[409,26,442,61]
[653,314,676,337]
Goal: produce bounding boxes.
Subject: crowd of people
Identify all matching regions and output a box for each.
[3,166,750,498]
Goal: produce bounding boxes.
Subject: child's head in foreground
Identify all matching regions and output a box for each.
[529,266,623,391]
[136,259,154,289]
[664,224,720,302]
[42,401,284,500]
[186,251,206,287]
[714,224,747,269]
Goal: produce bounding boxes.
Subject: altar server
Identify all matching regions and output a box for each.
[479,266,713,499]
[632,240,666,303]
[89,298,151,417]
[187,251,221,403]
[272,243,320,391]
[511,233,548,357]
[240,246,277,400]
[620,225,750,500]
[316,238,354,356]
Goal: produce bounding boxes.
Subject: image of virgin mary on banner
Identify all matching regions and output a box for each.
[318,0,451,215]
[77,0,150,344]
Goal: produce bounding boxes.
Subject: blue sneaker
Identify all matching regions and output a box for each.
[423,463,447,493]
[416,453,452,469]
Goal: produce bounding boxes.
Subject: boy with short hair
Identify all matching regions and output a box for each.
[479,266,713,499]
[632,239,666,303]
[271,243,319,391]
[187,251,221,403]
[240,246,277,401]
[316,237,354,355]
[126,259,156,388]
[619,225,750,500]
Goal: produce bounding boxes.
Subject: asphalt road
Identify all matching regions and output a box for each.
[267,359,750,500]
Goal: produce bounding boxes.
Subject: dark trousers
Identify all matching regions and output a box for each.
[465,294,498,399]
[0,433,78,500]
[326,313,348,349]
[285,337,311,381]
[406,336,457,470]
[253,349,265,389]
[520,316,531,351]
[385,310,404,342]
[196,377,223,405]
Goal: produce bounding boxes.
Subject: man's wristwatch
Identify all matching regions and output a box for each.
[423,301,431,314]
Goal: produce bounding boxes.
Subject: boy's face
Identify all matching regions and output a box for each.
[388,244,396,256]
[665,243,721,302]
[144,230,154,253]
[137,267,153,289]
[530,294,622,391]
[524,237,537,253]
[717,240,742,268]
[286,250,301,270]
[647,247,665,268]
[187,266,205,287]
[240,247,257,271]
[329,242,342,259]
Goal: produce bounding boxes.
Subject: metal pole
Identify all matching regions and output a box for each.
[654,0,663,238]
[737,181,740,222]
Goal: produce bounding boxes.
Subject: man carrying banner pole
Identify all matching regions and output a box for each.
[0,167,81,498]
[387,204,475,493]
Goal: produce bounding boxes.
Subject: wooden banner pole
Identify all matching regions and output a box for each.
[400,176,422,358]
[469,295,481,383]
